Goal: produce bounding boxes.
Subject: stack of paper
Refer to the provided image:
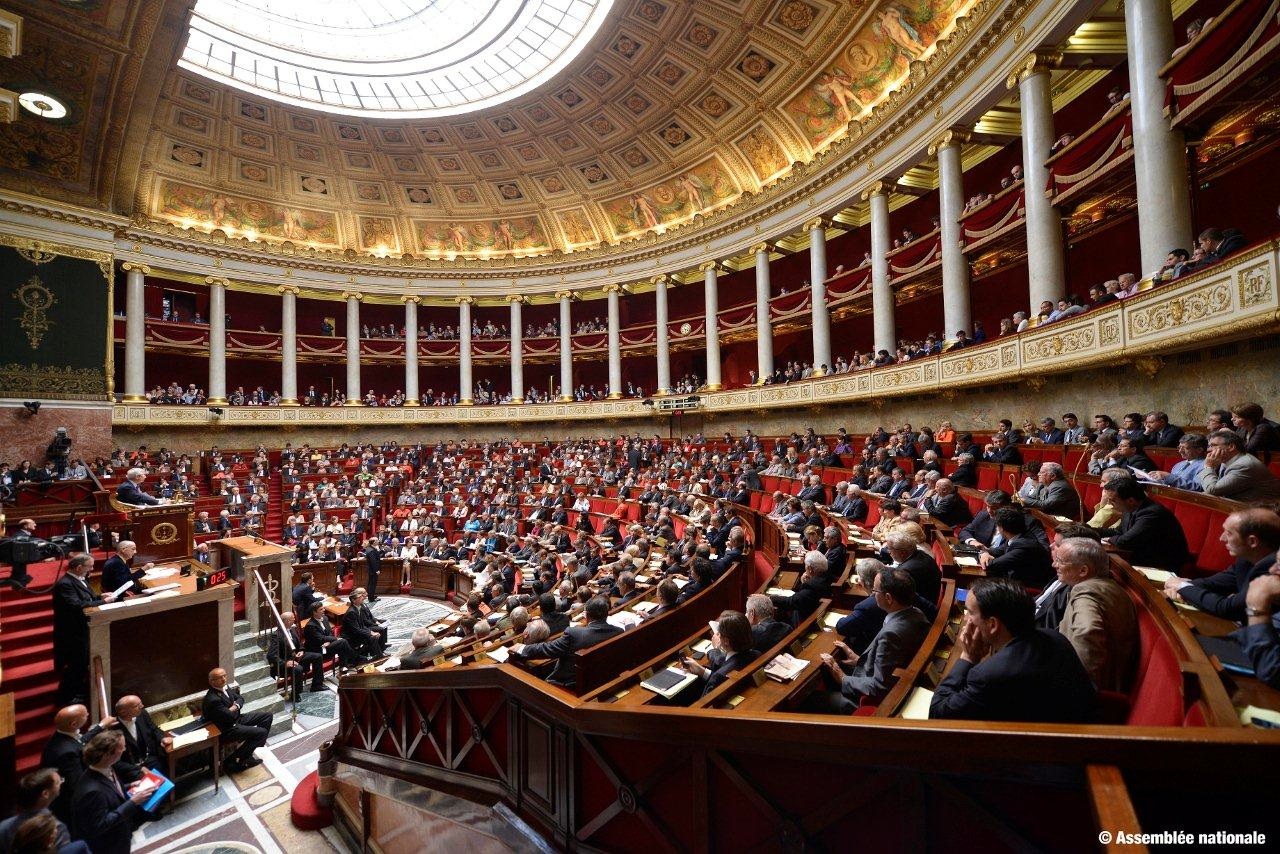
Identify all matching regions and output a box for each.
[762,653,808,682]
[486,647,511,663]
[765,586,794,598]
[607,611,643,631]
[900,687,934,720]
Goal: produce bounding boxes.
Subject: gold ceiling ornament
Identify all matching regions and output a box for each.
[12,275,56,348]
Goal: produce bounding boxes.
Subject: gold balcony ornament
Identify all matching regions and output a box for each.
[13,275,56,348]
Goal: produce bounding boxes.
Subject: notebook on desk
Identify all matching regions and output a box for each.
[640,667,698,698]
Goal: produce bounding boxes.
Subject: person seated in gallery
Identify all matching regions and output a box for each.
[930,578,1097,723]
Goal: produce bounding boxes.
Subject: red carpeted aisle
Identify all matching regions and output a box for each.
[2,557,78,773]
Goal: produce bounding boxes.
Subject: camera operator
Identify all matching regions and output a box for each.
[3,518,36,587]
[46,427,72,479]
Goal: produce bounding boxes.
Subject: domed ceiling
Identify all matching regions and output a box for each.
[0,0,979,261]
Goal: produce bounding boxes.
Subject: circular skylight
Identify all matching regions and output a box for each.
[179,0,615,118]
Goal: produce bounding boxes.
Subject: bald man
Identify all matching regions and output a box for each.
[40,704,114,823]
[112,694,171,782]
[201,668,271,772]
[101,540,152,597]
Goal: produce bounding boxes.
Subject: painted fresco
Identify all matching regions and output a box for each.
[413,216,550,255]
[556,208,599,247]
[784,0,969,148]
[154,179,340,246]
[601,157,739,238]
[735,125,792,184]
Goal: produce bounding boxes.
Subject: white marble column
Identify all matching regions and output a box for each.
[1011,55,1066,308]
[605,285,622,399]
[931,130,972,338]
[557,291,573,401]
[121,263,148,401]
[1125,0,1193,274]
[402,296,420,405]
[279,285,299,405]
[863,183,896,354]
[458,296,473,405]
[205,276,228,405]
[807,220,832,375]
[653,275,671,394]
[753,243,774,381]
[700,262,722,390]
[509,296,525,403]
[343,291,362,405]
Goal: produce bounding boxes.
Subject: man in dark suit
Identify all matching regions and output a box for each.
[930,577,1096,722]
[115,468,161,506]
[676,559,717,605]
[712,528,745,578]
[1142,411,1185,448]
[101,540,151,597]
[538,593,571,635]
[72,730,149,853]
[292,571,318,617]
[771,550,833,622]
[820,526,849,580]
[4,516,36,587]
[797,474,826,504]
[1032,418,1066,445]
[950,453,979,488]
[1162,508,1280,620]
[267,612,324,700]
[1019,463,1083,520]
[813,567,932,712]
[510,595,623,688]
[960,491,1049,553]
[111,695,170,783]
[342,588,388,658]
[920,478,974,527]
[1095,478,1189,571]
[42,703,107,824]
[53,554,116,704]
[744,594,791,651]
[980,507,1055,588]
[885,531,941,604]
[303,600,362,668]
[395,629,445,670]
[982,433,1023,465]
[201,667,272,772]
[361,539,384,601]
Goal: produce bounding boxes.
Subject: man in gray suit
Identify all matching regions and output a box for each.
[396,627,446,670]
[809,567,931,713]
[511,595,623,688]
[1199,429,1280,502]
[1019,462,1083,520]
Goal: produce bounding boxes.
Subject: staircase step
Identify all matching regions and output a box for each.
[239,675,283,704]
[1,640,54,669]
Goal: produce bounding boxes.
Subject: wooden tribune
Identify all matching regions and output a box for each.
[214,536,294,632]
[86,572,236,721]
[107,499,195,566]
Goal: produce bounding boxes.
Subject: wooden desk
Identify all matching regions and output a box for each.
[409,559,456,599]
[720,617,840,713]
[698,604,839,710]
[1175,601,1280,713]
[87,580,237,720]
[164,724,221,797]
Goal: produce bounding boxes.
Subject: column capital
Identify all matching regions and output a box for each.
[650,274,669,287]
[506,294,528,303]
[928,127,972,156]
[121,262,150,275]
[859,181,888,201]
[400,294,421,304]
[554,289,575,301]
[204,276,229,288]
[454,295,474,305]
[602,284,625,294]
[750,242,773,256]
[1006,51,1062,89]
[803,217,830,233]
[278,284,300,296]
[341,290,363,302]
[697,260,720,273]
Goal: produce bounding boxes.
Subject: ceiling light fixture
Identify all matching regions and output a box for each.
[18,91,67,119]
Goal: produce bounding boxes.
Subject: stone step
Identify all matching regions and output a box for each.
[235,660,271,684]
[234,633,262,654]
[241,693,291,737]
[239,674,282,705]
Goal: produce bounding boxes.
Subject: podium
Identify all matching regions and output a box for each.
[213,537,294,633]
[86,574,236,721]
[104,497,195,566]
